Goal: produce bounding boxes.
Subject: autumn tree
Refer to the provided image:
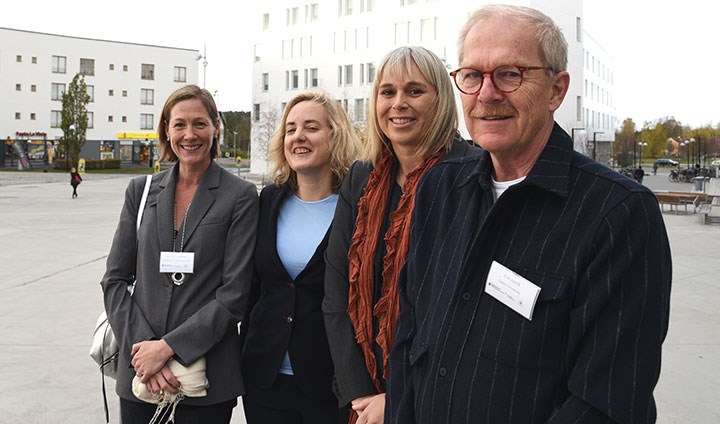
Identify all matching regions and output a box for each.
[61,74,90,169]
[615,118,637,167]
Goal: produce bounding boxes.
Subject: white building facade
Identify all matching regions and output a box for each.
[1,27,198,167]
[250,0,616,174]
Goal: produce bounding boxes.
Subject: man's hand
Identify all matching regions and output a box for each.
[352,393,386,424]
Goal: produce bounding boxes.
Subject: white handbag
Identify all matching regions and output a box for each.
[90,174,152,378]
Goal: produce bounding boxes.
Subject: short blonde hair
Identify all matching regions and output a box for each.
[268,91,360,193]
[157,85,221,162]
[364,46,458,165]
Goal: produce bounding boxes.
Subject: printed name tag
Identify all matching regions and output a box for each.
[159,252,195,274]
[484,261,541,321]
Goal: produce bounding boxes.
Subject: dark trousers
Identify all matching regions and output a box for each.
[120,397,236,424]
[242,374,346,424]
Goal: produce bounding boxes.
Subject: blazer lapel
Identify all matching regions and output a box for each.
[182,161,220,247]
[154,165,177,253]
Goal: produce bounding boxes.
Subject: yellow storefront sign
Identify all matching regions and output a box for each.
[117,132,158,139]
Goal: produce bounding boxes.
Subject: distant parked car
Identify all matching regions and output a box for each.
[654,158,679,167]
[711,159,720,167]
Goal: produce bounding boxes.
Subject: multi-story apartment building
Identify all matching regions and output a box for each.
[1,27,198,167]
[250,0,617,174]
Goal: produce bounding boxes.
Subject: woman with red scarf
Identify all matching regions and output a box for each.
[323,46,480,424]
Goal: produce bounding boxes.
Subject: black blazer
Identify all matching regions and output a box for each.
[242,184,336,402]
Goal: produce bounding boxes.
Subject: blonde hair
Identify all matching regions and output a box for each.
[458,5,568,73]
[364,46,458,165]
[157,85,221,162]
[268,91,361,193]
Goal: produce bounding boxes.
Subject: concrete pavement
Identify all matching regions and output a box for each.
[0,168,718,423]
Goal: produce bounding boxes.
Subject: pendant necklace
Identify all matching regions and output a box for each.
[172,199,191,285]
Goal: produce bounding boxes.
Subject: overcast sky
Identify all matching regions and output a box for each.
[2,0,717,128]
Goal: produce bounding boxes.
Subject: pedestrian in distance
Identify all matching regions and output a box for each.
[635,165,645,184]
[100,84,259,423]
[386,5,672,423]
[70,166,82,198]
[241,91,360,424]
[323,45,480,424]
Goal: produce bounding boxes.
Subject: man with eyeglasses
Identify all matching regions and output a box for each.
[386,5,671,424]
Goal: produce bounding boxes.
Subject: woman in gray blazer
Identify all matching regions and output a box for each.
[101,85,259,423]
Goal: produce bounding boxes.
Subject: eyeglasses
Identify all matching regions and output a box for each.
[449,65,553,94]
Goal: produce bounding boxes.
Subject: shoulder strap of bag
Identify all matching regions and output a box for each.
[137,174,152,232]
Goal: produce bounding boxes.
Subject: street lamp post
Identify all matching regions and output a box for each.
[592,132,603,161]
[232,131,238,170]
[67,124,76,169]
[637,141,647,167]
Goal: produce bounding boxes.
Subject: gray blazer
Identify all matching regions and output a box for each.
[101,161,259,405]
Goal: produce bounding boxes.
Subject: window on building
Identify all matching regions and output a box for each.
[287,7,299,25]
[16,84,21,91]
[110,64,115,70]
[262,73,269,91]
[16,55,22,63]
[174,66,187,82]
[576,17,582,42]
[140,114,154,130]
[367,63,376,83]
[51,83,66,101]
[141,64,155,80]
[309,3,319,22]
[310,68,318,87]
[30,113,36,120]
[86,85,94,102]
[253,104,260,122]
[122,116,127,123]
[338,66,342,86]
[291,70,299,89]
[31,85,36,92]
[109,115,114,123]
[80,58,95,76]
[123,65,128,72]
[122,90,128,97]
[87,112,94,129]
[32,57,37,64]
[344,65,353,85]
[109,89,114,96]
[52,55,66,73]
[395,21,410,45]
[51,111,62,127]
[263,13,270,30]
[576,96,582,121]
[15,112,21,119]
[141,88,154,105]
[420,18,436,42]
[355,98,365,121]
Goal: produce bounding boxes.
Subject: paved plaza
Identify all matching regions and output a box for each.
[0,168,718,423]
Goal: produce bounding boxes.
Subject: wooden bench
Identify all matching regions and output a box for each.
[654,192,697,214]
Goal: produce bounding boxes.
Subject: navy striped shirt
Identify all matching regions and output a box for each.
[387,124,672,424]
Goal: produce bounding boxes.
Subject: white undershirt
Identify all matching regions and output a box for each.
[491,176,526,201]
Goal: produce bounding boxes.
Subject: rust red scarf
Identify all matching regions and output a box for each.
[347,148,443,399]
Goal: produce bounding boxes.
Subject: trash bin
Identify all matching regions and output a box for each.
[693,176,705,191]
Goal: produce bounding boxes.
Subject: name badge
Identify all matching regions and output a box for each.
[159,252,195,274]
[484,261,541,321]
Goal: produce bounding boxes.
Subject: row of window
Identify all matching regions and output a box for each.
[262,63,376,92]
[12,111,156,130]
[37,83,155,104]
[584,79,613,108]
[45,55,187,81]
[584,50,613,85]
[253,97,370,124]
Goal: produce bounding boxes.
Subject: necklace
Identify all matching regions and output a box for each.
[172,199,192,285]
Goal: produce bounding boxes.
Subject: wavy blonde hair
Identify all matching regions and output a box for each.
[268,91,361,193]
[364,46,458,165]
